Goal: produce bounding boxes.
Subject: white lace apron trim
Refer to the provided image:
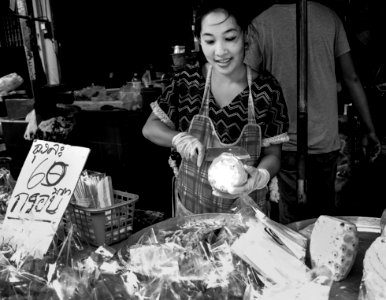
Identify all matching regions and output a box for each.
[262,133,289,203]
[150,101,175,130]
[269,176,280,203]
[262,133,289,147]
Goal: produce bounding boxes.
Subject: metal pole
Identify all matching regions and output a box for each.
[296,0,308,204]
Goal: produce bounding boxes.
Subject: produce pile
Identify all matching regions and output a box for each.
[0,226,137,300]
[0,168,15,215]
[0,214,260,300]
[117,205,335,300]
[1,201,353,300]
[118,213,264,299]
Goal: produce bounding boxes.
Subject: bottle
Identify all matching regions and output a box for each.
[191,24,200,53]
[130,73,142,110]
[131,73,141,90]
[191,9,200,53]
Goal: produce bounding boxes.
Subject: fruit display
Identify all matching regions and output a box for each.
[309,215,359,281]
[359,236,386,300]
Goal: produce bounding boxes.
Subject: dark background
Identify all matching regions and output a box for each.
[49,0,386,89]
[2,0,386,91]
[50,0,195,88]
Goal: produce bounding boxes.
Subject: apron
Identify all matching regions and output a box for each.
[175,65,267,215]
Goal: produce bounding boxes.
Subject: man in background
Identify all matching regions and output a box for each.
[244,0,381,224]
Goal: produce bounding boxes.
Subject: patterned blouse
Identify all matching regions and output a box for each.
[151,63,289,147]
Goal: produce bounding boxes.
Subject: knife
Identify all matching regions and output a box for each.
[205,146,251,161]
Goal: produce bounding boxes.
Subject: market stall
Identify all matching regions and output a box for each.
[0,138,384,300]
[1,1,386,298]
[0,205,383,299]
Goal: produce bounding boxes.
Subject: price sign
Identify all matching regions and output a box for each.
[1,140,90,258]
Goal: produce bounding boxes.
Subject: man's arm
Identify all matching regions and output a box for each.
[338,52,375,133]
[338,51,381,160]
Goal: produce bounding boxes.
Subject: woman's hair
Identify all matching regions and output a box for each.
[194,0,249,38]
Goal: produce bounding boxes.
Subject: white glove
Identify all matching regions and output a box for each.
[172,132,205,168]
[212,166,270,198]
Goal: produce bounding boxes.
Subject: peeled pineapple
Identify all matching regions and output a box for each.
[309,215,359,281]
[208,152,247,194]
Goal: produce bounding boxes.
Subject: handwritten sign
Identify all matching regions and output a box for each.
[1,140,90,258]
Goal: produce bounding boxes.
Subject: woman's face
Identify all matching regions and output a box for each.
[200,9,245,76]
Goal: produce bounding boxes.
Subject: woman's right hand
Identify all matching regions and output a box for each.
[172,132,205,168]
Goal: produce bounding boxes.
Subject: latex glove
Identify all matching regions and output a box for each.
[362,132,381,163]
[172,132,205,168]
[212,166,270,198]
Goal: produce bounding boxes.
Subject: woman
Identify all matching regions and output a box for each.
[142,0,289,216]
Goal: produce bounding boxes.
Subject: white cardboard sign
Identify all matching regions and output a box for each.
[1,139,90,258]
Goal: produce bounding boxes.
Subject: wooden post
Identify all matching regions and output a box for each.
[17,0,37,98]
[296,0,308,204]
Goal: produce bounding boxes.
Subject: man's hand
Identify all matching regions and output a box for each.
[362,132,381,163]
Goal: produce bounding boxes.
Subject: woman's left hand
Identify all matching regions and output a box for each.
[212,166,270,198]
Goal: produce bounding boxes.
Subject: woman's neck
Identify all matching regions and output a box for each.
[209,63,248,108]
[211,63,247,85]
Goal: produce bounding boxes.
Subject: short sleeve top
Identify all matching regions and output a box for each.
[151,63,289,147]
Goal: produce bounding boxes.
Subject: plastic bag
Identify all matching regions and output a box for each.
[0,73,23,96]
[0,216,134,300]
[231,217,333,300]
[118,213,266,299]
[0,167,16,215]
[230,194,261,218]
[72,169,114,208]
[119,82,142,111]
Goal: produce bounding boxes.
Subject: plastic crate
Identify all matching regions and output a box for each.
[66,190,138,246]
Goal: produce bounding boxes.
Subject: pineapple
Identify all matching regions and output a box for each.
[309,215,359,281]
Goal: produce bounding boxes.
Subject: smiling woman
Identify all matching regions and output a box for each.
[142,0,289,216]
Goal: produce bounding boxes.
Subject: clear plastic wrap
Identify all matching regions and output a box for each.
[0,223,129,300]
[0,206,333,299]
[117,212,266,299]
[118,214,255,298]
[0,167,16,215]
[72,170,113,208]
[117,209,333,300]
